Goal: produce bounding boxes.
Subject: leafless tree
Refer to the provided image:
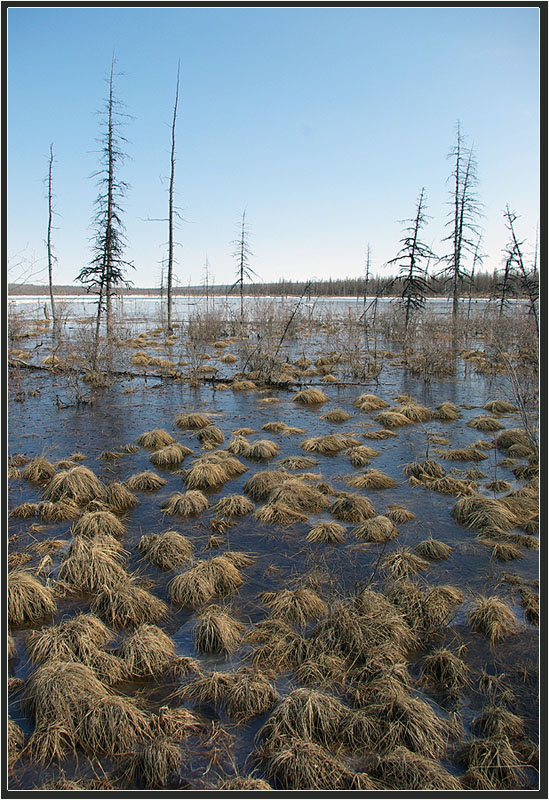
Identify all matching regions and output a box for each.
[166,60,180,331]
[503,205,539,336]
[230,209,256,324]
[45,143,57,333]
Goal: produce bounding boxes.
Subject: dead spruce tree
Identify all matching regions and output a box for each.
[440,123,482,320]
[387,188,437,334]
[230,209,257,325]
[76,57,132,369]
[45,143,57,335]
[503,205,539,336]
[166,61,180,332]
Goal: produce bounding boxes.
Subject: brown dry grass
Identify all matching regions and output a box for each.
[467,596,520,642]
[40,498,81,522]
[138,530,194,570]
[118,623,177,677]
[214,494,255,517]
[161,490,209,517]
[370,746,461,790]
[293,388,330,404]
[150,443,193,468]
[175,412,212,429]
[460,737,526,789]
[453,495,517,531]
[79,693,151,755]
[91,579,168,628]
[321,408,352,422]
[8,571,57,626]
[301,433,361,455]
[72,510,125,539]
[57,534,128,594]
[193,604,244,655]
[277,455,318,469]
[125,471,168,491]
[260,588,326,627]
[136,429,176,448]
[414,538,454,560]
[197,424,225,448]
[467,416,505,432]
[345,468,397,489]
[382,548,430,580]
[44,466,105,505]
[306,521,346,544]
[420,647,470,691]
[22,457,57,485]
[373,410,412,428]
[353,393,390,411]
[168,565,216,608]
[354,515,398,542]
[385,504,415,524]
[329,492,375,522]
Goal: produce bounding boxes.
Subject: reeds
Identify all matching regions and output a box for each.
[91,580,168,628]
[8,570,57,626]
[345,468,397,489]
[161,490,209,517]
[414,538,454,560]
[44,466,105,505]
[196,424,225,448]
[373,410,412,428]
[193,604,244,654]
[260,588,326,627]
[467,416,505,432]
[71,510,125,539]
[293,388,330,404]
[467,596,520,642]
[138,531,193,570]
[354,515,398,542]
[329,492,375,522]
[136,429,176,448]
[353,393,389,411]
[213,494,255,516]
[125,471,168,491]
[150,443,193,468]
[306,521,346,544]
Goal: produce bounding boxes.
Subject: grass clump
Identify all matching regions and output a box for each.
[306,521,346,544]
[353,393,389,411]
[218,777,272,790]
[354,515,398,542]
[168,565,216,608]
[393,402,432,423]
[382,548,430,580]
[123,737,181,788]
[414,538,454,560]
[370,746,461,790]
[467,596,520,642]
[467,415,505,432]
[347,444,381,467]
[214,494,254,517]
[267,478,330,513]
[196,424,225,449]
[72,510,125,539]
[118,624,177,678]
[183,666,279,721]
[91,579,168,628]
[245,439,281,459]
[161,490,209,517]
[150,443,193,468]
[232,379,257,391]
[40,498,81,522]
[22,457,57,485]
[105,481,139,513]
[321,408,352,422]
[519,588,539,625]
[293,388,330,404]
[403,458,445,480]
[175,412,212,429]
[125,471,168,491]
[8,718,25,764]
[362,428,398,439]
[373,410,412,428]
[136,428,175,448]
[193,604,244,655]
[460,737,526,789]
[57,535,128,594]
[44,466,105,505]
[329,492,375,522]
[483,399,516,414]
[8,571,56,626]
[420,647,470,691]
[453,495,517,531]
[301,433,361,455]
[259,687,350,749]
[10,502,40,519]
[260,588,326,627]
[472,706,525,740]
[256,502,309,526]
[79,693,151,756]
[385,504,415,523]
[437,446,488,461]
[138,531,193,570]
[243,470,288,501]
[248,619,311,672]
[345,468,397,489]
[278,455,318,469]
[260,736,354,790]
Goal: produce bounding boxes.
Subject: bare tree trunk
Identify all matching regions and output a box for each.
[46,143,57,335]
[167,61,180,332]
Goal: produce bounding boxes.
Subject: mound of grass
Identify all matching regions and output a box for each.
[125,471,168,492]
[393,403,432,423]
[306,521,346,544]
[496,428,532,451]
[248,619,311,672]
[138,530,193,570]
[370,746,461,790]
[196,424,225,449]
[414,538,454,560]
[259,687,350,749]
[403,458,445,480]
[362,428,398,439]
[519,588,539,625]
[467,596,520,642]
[256,502,309,526]
[260,588,326,627]
[329,492,375,522]
[321,408,352,422]
[10,502,41,519]
[91,580,168,628]
[136,429,176,448]
[72,510,125,539]
[301,433,361,455]
[420,647,470,691]
[214,494,254,517]
[175,412,212,429]
[483,399,516,414]
[373,410,412,428]
[161,490,209,517]
[150,443,193,468]
[293,388,330,405]
[8,571,57,626]
[168,565,216,608]
[123,736,181,788]
[267,478,330,513]
[382,548,430,580]
[353,393,390,412]
[260,736,356,790]
[118,624,177,678]
[460,737,526,789]
[453,495,517,531]
[8,718,25,764]
[57,535,128,594]
[347,444,381,467]
[385,504,415,524]
[345,468,397,489]
[277,455,318,469]
[217,776,273,790]
[80,693,151,756]
[232,379,257,391]
[354,515,398,542]
[472,705,525,740]
[40,498,81,522]
[437,446,488,462]
[467,416,505,432]
[22,457,57,485]
[244,439,280,460]
[194,604,244,655]
[44,466,105,505]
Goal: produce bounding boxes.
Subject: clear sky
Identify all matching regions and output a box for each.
[7,5,540,288]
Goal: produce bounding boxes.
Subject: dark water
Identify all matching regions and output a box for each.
[8,342,539,790]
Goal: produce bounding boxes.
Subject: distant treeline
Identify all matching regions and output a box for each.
[9,270,519,299]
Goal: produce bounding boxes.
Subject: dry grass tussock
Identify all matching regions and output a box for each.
[248,619,311,672]
[57,534,128,594]
[292,388,330,404]
[255,502,309,526]
[217,776,273,790]
[420,647,470,691]
[78,693,152,756]
[453,495,517,531]
[433,401,461,420]
[125,471,167,491]
[419,475,478,497]
[267,478,330,513]
[467,415,505,432]
[467,596,520,642]
[138,530,193,570]
[354,515,399,542]
[329,492,375,522]
[472,705,525,740]
[150,443,193,468]
[184,451,247,488]
[260,588,326,627]
[347,444,381,466]
[437,445,488,461]
[8,718,25,764]
[123,736,181,788]
[91,579,168,628]
[22,457,57,485]
[182,666,279,721]
[175,411,212,429]
[225,433,252,454]
[10,502,41,519]
[278,455,318,469]
[262,421,304,434]
[8,571,56,626]
[414,538,454,560]
[193,604,244,654]
[353,393,390,411]
[232,379,257,391]
[44,466,105,505]
[71,510,125,539]
[496,428,531,451]
[362,428,398,439]
[136,428,175,448]
[486,479,512,493]
[117,624,178,678]
[370,747,461,790]
[345,468,397,489]
[393,402,432,422]
[151,706,201,740]
[161,490,209,517]
[403,458,445,480]
[373,410,412,428]
[168,555,246,607]
[382,548,430,580]
[259,687,351,750]
[213,494,255,516]
[301,433,361,455]
[519,588,539,625]
[245,439,281,459]
[483,399,516,414]
[460,737,526,789]
[386,580,463,633]
[260,736,359,790]
[321,408,352,422]
[385,504,415,523]
[196,424,225,449]
[103,481,139,513]
[243,469,288,500]
[306,521,346,544]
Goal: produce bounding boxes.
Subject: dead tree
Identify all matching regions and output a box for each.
[387,188,437,334]
[75,56,132,369]
[45,143,57,334]
[503,205,539,336]
[166,61,180,332]
[440,123,482,319]
[230,210,256,325]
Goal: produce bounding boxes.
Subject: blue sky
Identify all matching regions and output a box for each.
[8,6,540,288]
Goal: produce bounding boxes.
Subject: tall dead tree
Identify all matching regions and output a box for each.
[363,243,372,308]
[387,188,437,333]
[76,56,132,369]
[440,123,482,319]
[45,143,57,333]
[230,210,256,325]
[166,61,180,332]
[503,205,539,335]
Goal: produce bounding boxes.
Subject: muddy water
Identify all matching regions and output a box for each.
[8,348,538,789]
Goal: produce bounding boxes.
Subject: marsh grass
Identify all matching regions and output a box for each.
[329,492,375,522]
[381,548,430,580]
[260,588,326,627]
[22,457,57,485]
[354,515,398,542]
[79,693,151,755]
[123,737,181,788]
[460,737,526,789]
[414,538,454,560]
[136,429,176,448]
[420,647,470,691]
[137,531,193,570]
[8,571,57,626]
[161,490,209,517]
[91,580,168,628]
[150,443,193,468]
[306,521,346,543]
[72,510,125,539]
[345,468,397,489]
[362,429,398,439]
[293,388,330,404]
[10,502,41,519]
[125,471,168,491]
[385,505,415,524]
[260,736,355,790]
[353,393,389,411]
[453,495,517,531]
[277,456,318,469]
[57,535,128,593]
[472,706,525,740]
[44,466,105,504]
[467,596,520,642]
[168,565,216,608]
[118,624,177,678]
[193,604,244,655]
[196,424,225,448]
[40,498,81,522]
[373,410,412,428]
[321,408,352,422]
[483,400,516,414]
[370,746,461,790]
[301,434,361,455]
